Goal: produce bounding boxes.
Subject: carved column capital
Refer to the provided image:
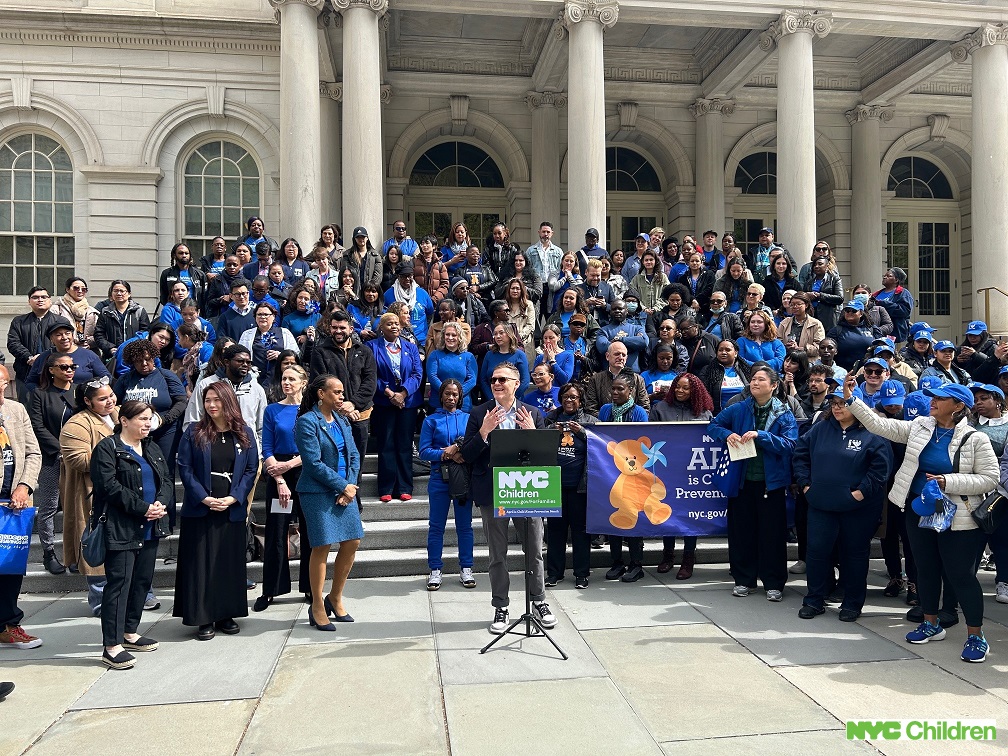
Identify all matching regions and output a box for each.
[320,81,343,101]
[268,0,325,22]
[525,91,568,111]
[689,98,735,119]
[951,23,1008,63]
[759,9,832,51]
[331,0,388,15]
[380,84,392,105]
[563,0,619,30]
[844,104,894,125]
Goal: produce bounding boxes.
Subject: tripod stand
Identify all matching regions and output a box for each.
[480,516,568,659]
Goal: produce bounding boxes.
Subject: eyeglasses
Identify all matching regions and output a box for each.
[86,376,110,388]
[864,369,884,376]
[70,285,88,293]
[490,376,514,385]
[255,312,272,317]
[659,325,675,331]
[29,294,50,300]
[54,364,78,371]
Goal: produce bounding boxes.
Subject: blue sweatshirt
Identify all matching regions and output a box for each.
[426,349,478,411]
[479,350,530,400]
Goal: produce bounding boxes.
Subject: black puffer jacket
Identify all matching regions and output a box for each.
[93,302,151,360]
[90,434,173,551]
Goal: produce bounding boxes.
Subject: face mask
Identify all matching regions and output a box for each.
[853,293,869,306]
[626,303,639,315]
[710,305,725,314]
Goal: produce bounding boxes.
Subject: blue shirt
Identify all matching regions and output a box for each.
[720,366,745,409]
[282,310,320,339]
[641,369,678,395]
[127,446,157,541]
[178,268,194,298]
[910,428,955,496]
[524,386,560,414]
[326,418,348,478]
[598,404,649,423]
[262,402,300,458]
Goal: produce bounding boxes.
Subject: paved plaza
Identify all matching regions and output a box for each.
[4,561,1007,755]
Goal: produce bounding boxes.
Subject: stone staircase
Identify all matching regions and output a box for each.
[21,453,773,593]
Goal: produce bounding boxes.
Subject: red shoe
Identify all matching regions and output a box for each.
[400,494,413,502]
[379,495,393,503]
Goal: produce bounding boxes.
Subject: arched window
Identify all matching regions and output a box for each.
[0,133,75,297]
[735,151,777,195]
[606,147,661,192]
[887,156,953,199]
[183,140,261,257]
[410,142,504,188]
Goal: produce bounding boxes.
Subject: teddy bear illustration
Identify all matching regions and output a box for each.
[560,428,575,447]
[606,436,671,529]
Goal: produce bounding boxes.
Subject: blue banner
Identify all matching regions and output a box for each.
[586,422,794,537]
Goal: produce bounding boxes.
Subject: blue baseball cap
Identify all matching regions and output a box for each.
[918,375,946,390]
[911,479,945,517]
[843,299,865,312]
[636,232,650,242]
[863,357,889,370]
[1000,365,1008,377]
[911,321,936,334]
[760,227,774,236]
[934,340,956,352]
[924,382,975,408]
[830,386,863,401]
[874,344,896,357]
[966,320,988,336]
[903,392,930,420]
[976,383,1006,402]
[912,330,936,343]
[878,380,906,407]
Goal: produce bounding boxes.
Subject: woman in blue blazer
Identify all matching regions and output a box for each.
[175,380,259,641]
[295,374,362,630]
[367,312,424,501]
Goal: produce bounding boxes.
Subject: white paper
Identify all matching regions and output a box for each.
[269,497,291,514]
[728,438,757,461]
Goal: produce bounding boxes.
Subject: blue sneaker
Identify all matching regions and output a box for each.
[906,621,946,644]
[961,634,989,663]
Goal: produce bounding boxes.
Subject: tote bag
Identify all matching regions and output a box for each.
[0,506,36,575]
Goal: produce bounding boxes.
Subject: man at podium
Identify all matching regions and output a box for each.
[461,361,556,635]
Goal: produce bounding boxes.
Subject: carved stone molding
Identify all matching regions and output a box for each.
[759,9,832,52]
[553,17,568,41]
[268,0,325,23]
[844,104,894,125]
[380,84,392,105]
[320,81,342,101]
[331,0,388,15]
[525,91,568,111]
[206,84,226,118]
[689,98,735,119]
[951,23,1008,63]
[449,94,469,127]
[927,113,951,143]
[563,0,619,30]
[617,101,638,130]
[11,76,31,111]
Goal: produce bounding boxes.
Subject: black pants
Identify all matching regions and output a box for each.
[153,423,181,530]
[0,574,25,628]
[546,488,590,579]
[350,418,370,512]
[794,489,808,561]
[727,480,787,591]
[804,501,882,612]
[101,541,158,647]
[662,536,697,558]
[373,405,417,497]
[262,461,309,598]
[881,500,917,583]
[906,512,986,627]
[610,536,644,566]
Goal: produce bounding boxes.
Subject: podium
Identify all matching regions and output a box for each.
[479,428,567,660]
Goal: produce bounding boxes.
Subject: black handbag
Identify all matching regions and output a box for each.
[80,511,107,567]
[443,460,471,499]
[972,485,1008,534]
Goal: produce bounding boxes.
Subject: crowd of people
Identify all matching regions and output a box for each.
[0,216,1005,671]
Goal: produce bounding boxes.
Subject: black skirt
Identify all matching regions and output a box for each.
[173,509,248,626]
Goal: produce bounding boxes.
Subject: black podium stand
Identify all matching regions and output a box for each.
[479,428,567,660]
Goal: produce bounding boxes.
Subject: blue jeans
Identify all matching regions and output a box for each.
[427,474,474,570]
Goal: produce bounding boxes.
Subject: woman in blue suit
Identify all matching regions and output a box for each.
[175,380,259,641]
[367,312,424,502]
[295,374,362,630]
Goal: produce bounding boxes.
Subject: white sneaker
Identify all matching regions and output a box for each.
[489,607,509,634]
[459,568,476,588]
[766,590,784,602]
[533,601,556,628]
[426,569,442,591]
[996,582,1008,604]
[789,560,806,574]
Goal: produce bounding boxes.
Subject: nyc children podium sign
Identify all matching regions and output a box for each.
[493,466,563,517]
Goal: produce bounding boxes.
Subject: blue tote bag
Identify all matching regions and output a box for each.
[0,505,36,575]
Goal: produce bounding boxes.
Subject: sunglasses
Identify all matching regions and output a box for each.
[864,369,884,376]
[490,376,513,385]
[394,226,406,231]
[86,376,110,388]
[659,325,675,331]
[70,285,88,293]
[814,246,830,252]
[54,363,78,371]
[746,292,760,296]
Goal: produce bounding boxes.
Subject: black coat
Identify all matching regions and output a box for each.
[676,270,716,312]
[698,358,753,415]
[159,264,208,309]
[93,303,151,360]
[309,336,378,413]
[6,311,62,382]
[461,400,545,508]
[90,434,173,551]
[29,386,74,464]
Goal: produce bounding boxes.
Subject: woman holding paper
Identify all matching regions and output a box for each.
[706,365,798,602]
[255,365,310,612]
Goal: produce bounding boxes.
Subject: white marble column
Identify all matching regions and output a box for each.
[564,0,617,248]
[953,24,1008,331]
[760,10,831,258]
[527,91,565,233]
[271,0,324,246]
[690,98,733,239]
[319,83,342,227]
[847,104,892,288]
[334,0,387,242]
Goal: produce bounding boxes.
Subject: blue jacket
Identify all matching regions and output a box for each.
[706,396,798,496]
[368,337,424,409]
[177,423,260,522]
[871,285,914,343]
[427,349,478,410]
[383,236,419,257]
[598,404,649,423]
[595,321,648,373]
[294,408,360,497]
[418,408,471,476]
[826,319,878,371]
[792,415,892,512]
[735,337,786,373]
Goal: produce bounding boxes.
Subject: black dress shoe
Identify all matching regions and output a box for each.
[216,619,240,635]
[838,609,861,622]
[252,596,272,612]
[43,549,65,576]
[0,681,13,701]
[798,604,825,619]
[937,609,959,628]
[621,564,645,582]
[605,564,626,580]
[196,624,215,641]
[906,605,924,623]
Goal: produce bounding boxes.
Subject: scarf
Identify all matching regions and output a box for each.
[611,398,636,422]
[392,279,418,310]
[61,293,91,327]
